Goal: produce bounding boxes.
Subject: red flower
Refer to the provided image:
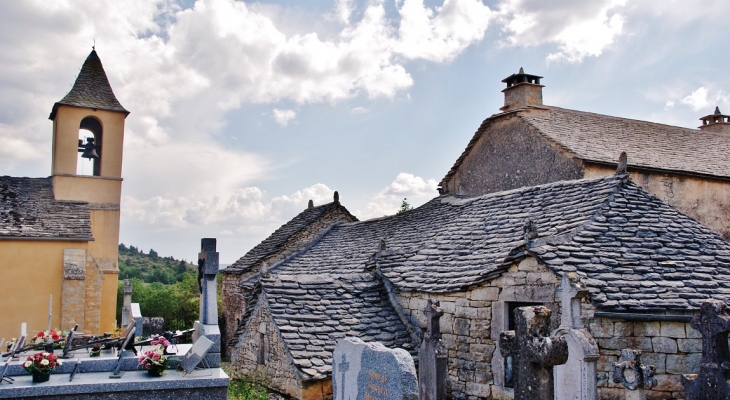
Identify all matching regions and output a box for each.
[36,332,44,338]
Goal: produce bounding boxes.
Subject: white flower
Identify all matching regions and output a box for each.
[42,352,50,357]
[57,360,62,366]
[23,361,32,368]
[40,360,49,366]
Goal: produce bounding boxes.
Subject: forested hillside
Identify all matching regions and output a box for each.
[118,243,197,284]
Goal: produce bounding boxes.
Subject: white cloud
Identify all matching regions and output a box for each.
[396,0,493,62]
[272,109,297,126]
[356,172,438,219]
[679,87,728,112]
[497,0,626,63]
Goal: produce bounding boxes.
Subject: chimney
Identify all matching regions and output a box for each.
[698,106,730,134]
[500,67,544,112]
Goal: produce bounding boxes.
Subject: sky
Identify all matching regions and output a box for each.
[1,0,729,264]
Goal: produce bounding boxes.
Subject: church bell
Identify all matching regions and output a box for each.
[78,137,100,159]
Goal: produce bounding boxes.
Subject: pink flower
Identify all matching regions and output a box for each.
[152,353,161,360]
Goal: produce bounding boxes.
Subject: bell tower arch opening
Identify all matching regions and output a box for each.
[77,116,103,176]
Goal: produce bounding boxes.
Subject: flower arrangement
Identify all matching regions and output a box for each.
[30,329,68,349]
[138,336,171,376]
[23,352,62,374]
[89,344,101,357]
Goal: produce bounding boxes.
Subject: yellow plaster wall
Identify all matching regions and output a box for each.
[88,209,121,333]
[51,105,125,178]
[584,164,730,240]
[0,240,87,341]
[51,175,122,204]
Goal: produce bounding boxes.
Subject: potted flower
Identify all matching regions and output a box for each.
[30,329,68,350]
[6,338,16,352]
[89,344,101,357]
[23,352,62,383]
[138,336,171,376]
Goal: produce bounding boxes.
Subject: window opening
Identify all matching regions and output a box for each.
[505,301,542,388]
[76,117,102,176]
[257,333,266,365]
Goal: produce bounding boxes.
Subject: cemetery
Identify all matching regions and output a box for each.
[0,239,229,399]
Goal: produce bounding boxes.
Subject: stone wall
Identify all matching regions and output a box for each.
[583,310,700,400]
[394,257,703,399]
[222,207,357,357]
[443,115,584,197]
[394,257,563,399]
[230,295,308,398]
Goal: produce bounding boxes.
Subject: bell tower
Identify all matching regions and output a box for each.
[49,48,129,333]
[49,48,129,203]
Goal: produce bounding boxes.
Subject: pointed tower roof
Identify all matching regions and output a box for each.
[49,49,129,120]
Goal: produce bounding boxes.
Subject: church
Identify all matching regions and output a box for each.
[224,70,730,399]
[0,49,128,340]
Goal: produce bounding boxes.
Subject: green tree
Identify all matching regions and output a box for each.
[396,198,413,214]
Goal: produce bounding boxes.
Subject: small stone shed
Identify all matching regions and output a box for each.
[221,194,357,357]
[230,173,730,399]
[440,69,730,242]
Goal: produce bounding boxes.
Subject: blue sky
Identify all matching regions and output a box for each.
[0,0,728,263]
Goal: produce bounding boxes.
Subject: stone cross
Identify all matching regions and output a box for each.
[553,273,599,400]
[121,279,132,327]
[499,306,568,400]
[613,349,657,400]
[419,299,447,400]
[197,238,219,325]
[681,300,730,400]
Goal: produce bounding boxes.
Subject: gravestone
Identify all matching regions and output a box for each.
[198,238,219,325]
[181,335,214,374]
[613,349,657,400]
[332,337,417,400]
[500,306,568,400]
[553,273,599,400]
[419,299,447,400]
[121,279,132,327]
[191,238,222,369]
[681,300,730,400]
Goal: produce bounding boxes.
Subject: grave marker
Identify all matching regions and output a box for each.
[553,274,599,400]
[499,305,568,400]
[681,300,730,400]
[181,336,214,375]
[419,299,447,400]
[333,337,417,400]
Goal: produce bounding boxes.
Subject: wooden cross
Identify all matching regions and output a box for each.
[424,299,444,341]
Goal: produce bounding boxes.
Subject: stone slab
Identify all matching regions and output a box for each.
[0,368,228,399]
[332,337,417,400]
[181,336,214,374]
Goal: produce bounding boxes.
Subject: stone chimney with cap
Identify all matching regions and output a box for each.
[500,67,544,112]
[698,106,730,134]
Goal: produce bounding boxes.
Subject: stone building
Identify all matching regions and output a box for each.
[220,193,358,357]
[439,68,730,241]
[0,49,128,340]
[230,172,730,399]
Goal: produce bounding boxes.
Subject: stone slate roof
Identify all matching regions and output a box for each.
[224,201,357,274]
[259,273,413,381]
[49,49,129,120]
[530,181,730,312]
[442,105,730,186]
[266,175,730,310]
[0,176,92,240]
